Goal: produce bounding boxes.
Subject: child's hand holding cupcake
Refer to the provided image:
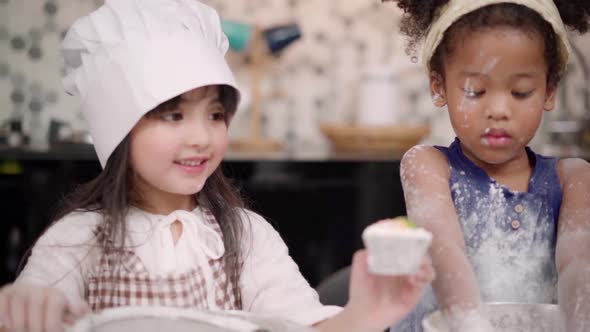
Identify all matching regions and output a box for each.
[328,217,434,332]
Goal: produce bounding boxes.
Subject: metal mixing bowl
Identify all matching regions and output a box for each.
[422,302,564,332]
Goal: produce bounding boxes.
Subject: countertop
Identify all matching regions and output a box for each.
[0,143,406,162]
[1,143,588,163]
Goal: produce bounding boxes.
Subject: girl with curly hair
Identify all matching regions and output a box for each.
[384,0,590,331]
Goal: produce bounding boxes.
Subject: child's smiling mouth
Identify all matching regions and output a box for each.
[174,157,208,174]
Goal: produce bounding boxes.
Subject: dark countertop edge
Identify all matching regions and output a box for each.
[0,146,405,162]
[2,146,588,163]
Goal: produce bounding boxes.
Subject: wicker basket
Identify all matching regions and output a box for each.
[320,123,430,153]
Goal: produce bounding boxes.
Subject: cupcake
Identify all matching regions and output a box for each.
[361,217,432,275]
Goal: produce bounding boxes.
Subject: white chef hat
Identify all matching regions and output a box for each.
[62,0,240,168]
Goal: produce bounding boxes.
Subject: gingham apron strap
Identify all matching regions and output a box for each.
[200,209,242,309]
[201,208,223,236]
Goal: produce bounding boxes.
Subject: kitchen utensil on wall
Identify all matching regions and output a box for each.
[222,20,302,152]
[221,20,252,52]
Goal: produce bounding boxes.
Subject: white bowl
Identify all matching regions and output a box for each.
[67,306,314,332]
[422,302,564,332]
[362,224,432,275]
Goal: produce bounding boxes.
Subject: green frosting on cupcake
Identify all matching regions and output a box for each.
[396,217,417,229]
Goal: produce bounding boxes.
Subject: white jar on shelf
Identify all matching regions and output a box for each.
[357,60,413,126]
[27,107,49,151]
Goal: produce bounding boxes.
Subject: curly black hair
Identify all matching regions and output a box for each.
[384,0,590,84]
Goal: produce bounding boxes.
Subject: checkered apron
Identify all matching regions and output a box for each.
[87,210,241,311]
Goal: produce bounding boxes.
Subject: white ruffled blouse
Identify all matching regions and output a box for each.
[17,207,341,326]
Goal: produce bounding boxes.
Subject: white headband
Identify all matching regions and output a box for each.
[422,0,571,74]
[62,0,240,168]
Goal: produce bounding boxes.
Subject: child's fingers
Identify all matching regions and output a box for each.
[408,257,435,286]
[0,288,12,329]
[419,259,436,282]
[351,249,368,271]
[0,285,74,332]
[348,249,373,298]
[69,301,90,317]
[62,299,89,328]
[8,289,26,331]
[408,268,434,286]
[27,289,45,332]
[350,249,369,280]
[44,291,67,332]
[0,287,10,328]
[63,313,76,326]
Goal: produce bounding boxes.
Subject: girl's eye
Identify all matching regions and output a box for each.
[209,111,226,122]
[209,104,226,122]
[161,112,183,121]
[463,89,485,98]
[512,90,534,99]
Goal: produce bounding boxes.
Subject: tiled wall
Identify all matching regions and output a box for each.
[0,0,103,144]
[1,0,589,150]
[0,0,444,150]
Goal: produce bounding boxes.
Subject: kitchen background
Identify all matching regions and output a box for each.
[0,0,589,288]
[1,0,588,152]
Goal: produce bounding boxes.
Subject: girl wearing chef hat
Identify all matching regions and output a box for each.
[0,1,433,332]
[384,0,590,331]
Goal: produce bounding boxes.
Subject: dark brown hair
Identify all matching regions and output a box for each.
[385,0,590,84]
[48,84,245,304]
